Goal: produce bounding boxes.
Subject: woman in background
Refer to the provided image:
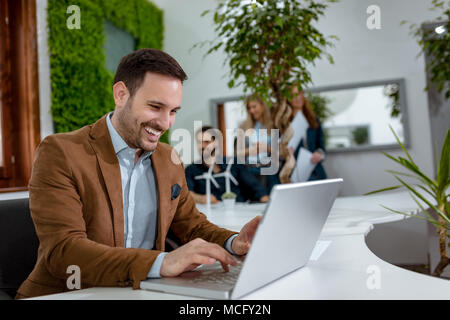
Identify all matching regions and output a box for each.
[288,87,327,181]
[236,94,279,194]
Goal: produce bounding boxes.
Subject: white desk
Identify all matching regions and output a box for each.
[29,190,450,300]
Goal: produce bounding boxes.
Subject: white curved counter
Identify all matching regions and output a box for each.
[28,190,449,299]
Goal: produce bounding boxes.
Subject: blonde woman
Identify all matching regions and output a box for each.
[236,95,279,193]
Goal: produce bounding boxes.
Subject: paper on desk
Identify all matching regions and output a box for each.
[309,240,331,261]
[291,147,316,182]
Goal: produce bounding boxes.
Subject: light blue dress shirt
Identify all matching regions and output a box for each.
[106,113,166,278]
[106,113,237,279]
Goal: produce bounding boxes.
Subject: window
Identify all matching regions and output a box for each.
[104,20,136,73]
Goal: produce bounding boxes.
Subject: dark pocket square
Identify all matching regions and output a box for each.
[171,184,181,200]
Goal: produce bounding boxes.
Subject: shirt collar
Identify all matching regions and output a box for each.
[106,112,153,160]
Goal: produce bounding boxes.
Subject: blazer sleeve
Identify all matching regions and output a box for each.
[28,136,161,290]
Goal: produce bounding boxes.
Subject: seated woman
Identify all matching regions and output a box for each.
[185,126,269,204]
[287,87,327,181]
[235,94,280,194]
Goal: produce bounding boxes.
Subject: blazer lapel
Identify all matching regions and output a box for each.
[88,115,124,247]
[151,144,173,251]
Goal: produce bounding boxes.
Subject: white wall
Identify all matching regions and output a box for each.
[36,0,441,197]
[155,0,441,198]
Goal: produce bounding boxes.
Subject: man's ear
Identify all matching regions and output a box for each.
[113,81,130,109]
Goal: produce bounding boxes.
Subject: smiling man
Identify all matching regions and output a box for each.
[16,49,261,299]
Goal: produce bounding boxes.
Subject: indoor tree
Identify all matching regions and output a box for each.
[402,0,449,99]
[200,0,338,182]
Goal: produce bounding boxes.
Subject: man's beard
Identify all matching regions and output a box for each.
[116,99,164,151]
[201,145,217,166]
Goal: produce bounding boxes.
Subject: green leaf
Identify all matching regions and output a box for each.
[394,175,450,224]
[408,192,443,227]
[380,205,448,230]
[415,184,437,199]
[275,16,283,28]
[389,125,414,164]
[364,185,402,196]
[437,130,450,193]
[391,155,438,191]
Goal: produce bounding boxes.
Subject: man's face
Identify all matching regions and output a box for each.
[196,131,218,166]
[112,72,182,151]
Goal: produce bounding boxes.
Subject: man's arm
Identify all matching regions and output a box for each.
[29,136,160,289]
[155,156,240,277]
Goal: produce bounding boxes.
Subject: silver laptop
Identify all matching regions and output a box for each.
[141,178,343,299]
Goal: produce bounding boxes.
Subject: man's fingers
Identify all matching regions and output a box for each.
[220,261,230,273]
[191,240,237,267]
[190,254,216,266]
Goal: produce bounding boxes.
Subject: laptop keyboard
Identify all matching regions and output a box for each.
[188,263,243,286]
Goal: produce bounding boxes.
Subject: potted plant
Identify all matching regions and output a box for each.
[306,92,333,123]
[366,127,449,277]
[352,127,369,145]
[222,192,237,210]
[200,0,338,183]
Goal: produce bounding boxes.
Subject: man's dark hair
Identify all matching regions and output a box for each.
[114,48,188,97]
[196,126,216,138]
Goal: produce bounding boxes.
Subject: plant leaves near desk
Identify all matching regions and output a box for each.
[393,175,449,224]
[364,185,402,195]
[366,126,449,276]
[437,130,450,194]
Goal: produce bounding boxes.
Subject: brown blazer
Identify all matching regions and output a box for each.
[16,115,236,299]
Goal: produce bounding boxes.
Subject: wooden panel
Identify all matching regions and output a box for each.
[0,0,14,184]
[217,103,226,156]
[0,0,41,189]
[0,186,28,194]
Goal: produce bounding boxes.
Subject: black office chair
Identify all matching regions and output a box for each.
[0,198,39,299]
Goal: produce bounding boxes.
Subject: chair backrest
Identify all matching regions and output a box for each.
[0,198,39,298]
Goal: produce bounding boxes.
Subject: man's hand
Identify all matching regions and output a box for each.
[231,216,262,255]
[160,238,238,277]
[259,195,269,203]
